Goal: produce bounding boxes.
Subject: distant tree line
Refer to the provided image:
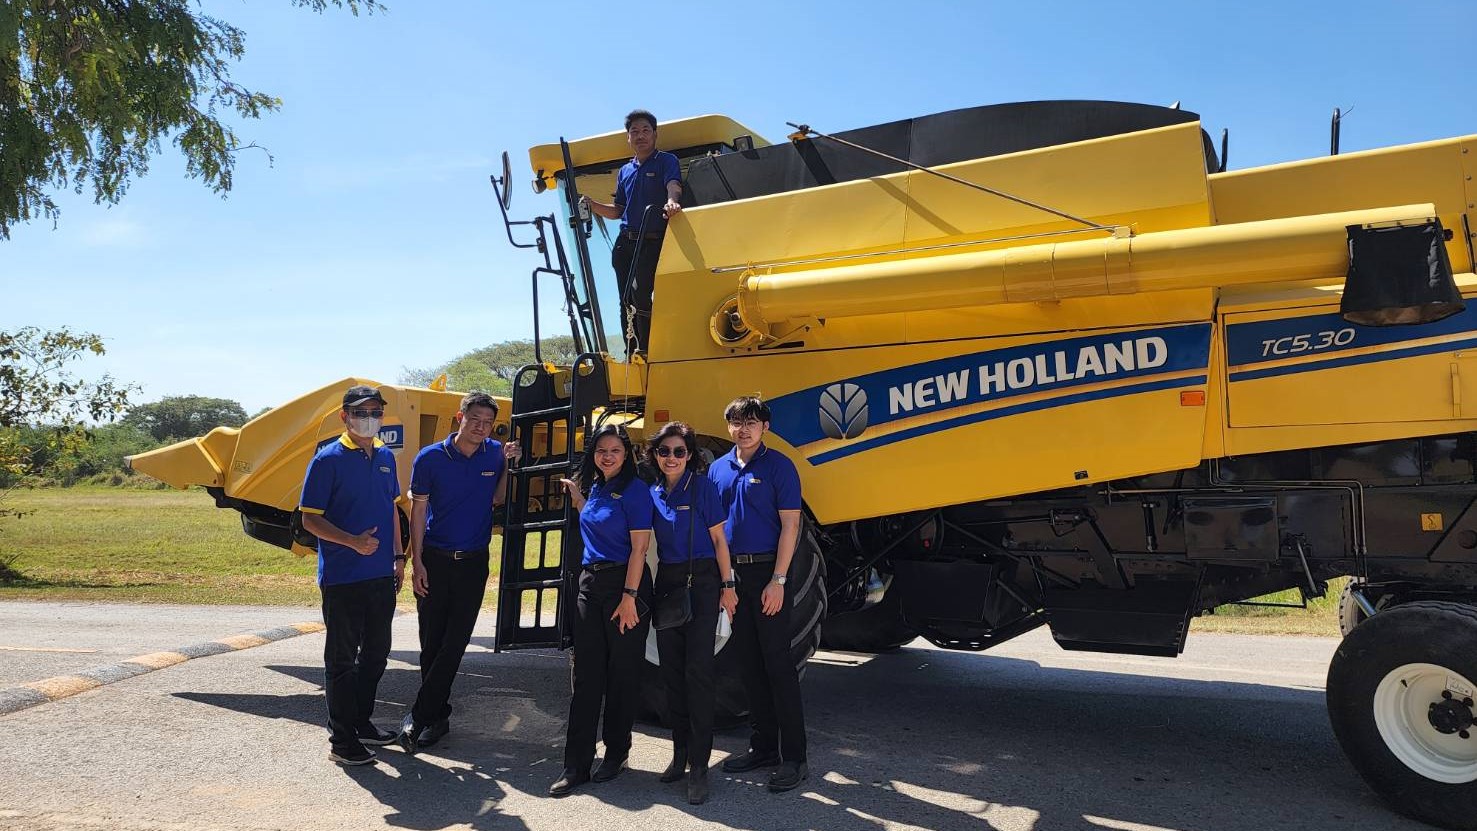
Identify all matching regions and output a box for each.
[401,336,578,395]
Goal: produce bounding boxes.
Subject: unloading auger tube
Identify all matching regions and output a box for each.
[720,204,1441,338]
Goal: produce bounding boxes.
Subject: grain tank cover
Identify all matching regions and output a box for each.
[684,100,1217,205]
[1340,220,1464,326]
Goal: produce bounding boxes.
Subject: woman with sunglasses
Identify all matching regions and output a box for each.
[646,422,739,804]
[549,423,654,797]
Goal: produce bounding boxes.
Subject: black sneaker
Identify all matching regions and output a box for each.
[687,768,710,805]
[767,761,808,793]
[548,768,590,797]
[328,744,377,766]
[356,723,398,746]
[592,753,627,782]
[417,718,450,749]
[722,749,781,773]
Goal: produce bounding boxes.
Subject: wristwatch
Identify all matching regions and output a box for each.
[721,579,737,589]
[394,554,407,562]
[622,587,639,598]
[771,574,788,585]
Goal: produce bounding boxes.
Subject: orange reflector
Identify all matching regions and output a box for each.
[654,409,670,422]
[1180,390,1206,407]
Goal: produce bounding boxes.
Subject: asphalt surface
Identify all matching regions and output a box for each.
[0,601,1431,831]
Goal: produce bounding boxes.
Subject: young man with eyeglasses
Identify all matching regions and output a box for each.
[298,384,404,766]
[579,108,683,356]
[708,396,809,792]
[398,392,521,754]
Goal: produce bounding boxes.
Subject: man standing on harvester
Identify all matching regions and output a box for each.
[579,108,683,356]
[399,392,520,753]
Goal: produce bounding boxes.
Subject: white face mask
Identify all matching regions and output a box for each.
[348,416,382,439]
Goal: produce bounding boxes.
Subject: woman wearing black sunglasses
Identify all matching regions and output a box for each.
[645,422,739,804]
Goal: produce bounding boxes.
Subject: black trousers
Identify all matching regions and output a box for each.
[732,561,807,762]
[320,576,396,750]
[655,558,721,771]
[410,548,489,725]
[612,235,662,355]
[563,564,652,772]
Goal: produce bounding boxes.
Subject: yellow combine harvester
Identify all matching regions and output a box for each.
[131,101,1477,829]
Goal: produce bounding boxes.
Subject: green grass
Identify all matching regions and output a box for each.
[0,487,560,609]
[0,487,1345,636]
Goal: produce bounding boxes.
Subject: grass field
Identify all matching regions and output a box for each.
[0,488,1341,635]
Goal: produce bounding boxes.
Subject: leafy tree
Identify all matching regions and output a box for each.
[123,394,246,442]
[1,327,132,428]
[1,0,382,238]
[402,336,579,394]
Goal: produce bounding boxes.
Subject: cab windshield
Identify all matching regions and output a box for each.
[556,178,627,363]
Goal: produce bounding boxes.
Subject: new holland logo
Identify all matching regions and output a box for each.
[819,382,868,440]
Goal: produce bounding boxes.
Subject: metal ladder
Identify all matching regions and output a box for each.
[493,354,610,651]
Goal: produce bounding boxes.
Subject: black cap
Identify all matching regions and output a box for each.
[342,385,388,409]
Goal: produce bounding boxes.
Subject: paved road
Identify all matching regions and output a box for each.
[0,601,1428,831]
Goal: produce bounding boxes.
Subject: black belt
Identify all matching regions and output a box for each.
[584,560,627,573]
[620,229,664,241]
[732,552,776,565]
[423,546,488,561]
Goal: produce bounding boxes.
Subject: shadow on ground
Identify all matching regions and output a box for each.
[175,637,1423,831]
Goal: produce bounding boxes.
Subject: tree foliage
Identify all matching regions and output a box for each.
[123,394,246,441]
[0,327,132,428]
[401,336,579,395]
[0,0,382,238]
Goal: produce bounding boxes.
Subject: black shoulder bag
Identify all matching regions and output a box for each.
[653,475,694,631]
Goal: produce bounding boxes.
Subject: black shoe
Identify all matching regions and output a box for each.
[397,713,425,756]
[768,761,808,793]
[592,753,627,783]
[328,744,377,766]
[722,749,781,773]
[417,718,450,749]
[660,749,687,783]
[355,723,397,747]
[548,768,589,797]
[687,768,710,805]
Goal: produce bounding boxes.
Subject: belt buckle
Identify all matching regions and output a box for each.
[451,550,466,561]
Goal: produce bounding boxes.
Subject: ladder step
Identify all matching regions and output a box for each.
[505,518,567,532]
[514,461,575,475]
[512,405,574,420]
[501,578,565,590]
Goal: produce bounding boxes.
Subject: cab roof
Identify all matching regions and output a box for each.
[527,114,769,191]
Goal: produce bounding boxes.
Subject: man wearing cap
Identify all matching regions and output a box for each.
[398,392,521,754]
[299,384,404,766]
[579,108,683,356]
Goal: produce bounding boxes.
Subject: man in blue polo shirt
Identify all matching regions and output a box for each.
[399,391,520,754]
[299,384,405,766]
[708,395,810,792]
[580,108,683,356]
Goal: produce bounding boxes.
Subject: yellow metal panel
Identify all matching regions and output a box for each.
[527,114,768,186]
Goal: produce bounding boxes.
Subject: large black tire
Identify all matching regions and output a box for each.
[819,581,917,653]
[1337,579,1369,637]
[638,517,828,727]
[1327,601,1477,830]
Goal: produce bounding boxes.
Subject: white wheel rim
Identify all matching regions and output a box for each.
[1372,662,1477,784]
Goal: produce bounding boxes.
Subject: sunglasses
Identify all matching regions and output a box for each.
[349,409,385,419]
[654,445,689,459]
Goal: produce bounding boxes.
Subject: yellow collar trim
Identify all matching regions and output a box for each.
[338,432,385,450]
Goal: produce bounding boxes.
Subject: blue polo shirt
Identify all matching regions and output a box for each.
[580,474,654,566]
[409,433,505,552]
[709,444,803,554]
[300,433,400,587]
[651,472,726,565]
[614,150,681,234]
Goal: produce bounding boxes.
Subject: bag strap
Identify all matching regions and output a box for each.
[684,472,694,588]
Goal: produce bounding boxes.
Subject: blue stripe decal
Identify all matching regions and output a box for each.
[1225,304,1477,367]
[1229,336,1477,382]
[806,375,1207,466]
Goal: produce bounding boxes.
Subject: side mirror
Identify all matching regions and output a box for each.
[499,151,513,212]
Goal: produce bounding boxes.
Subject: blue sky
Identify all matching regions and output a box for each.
[5,0,1476,414]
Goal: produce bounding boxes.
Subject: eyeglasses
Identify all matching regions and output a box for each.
[654,445,688,459]
[727,419,762,429]
[350,409,385,419]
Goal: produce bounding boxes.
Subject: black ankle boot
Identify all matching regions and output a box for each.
[687,766,709,805]
[660,748,687,783]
